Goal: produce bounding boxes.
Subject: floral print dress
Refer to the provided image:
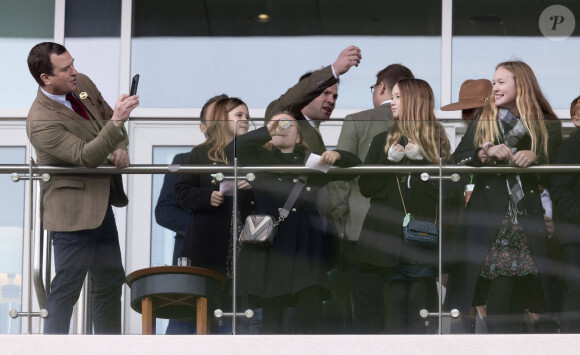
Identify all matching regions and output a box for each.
[479,205,538,279]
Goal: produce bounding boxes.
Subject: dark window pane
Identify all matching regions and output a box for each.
[453,0,580,36]
[65,0,121,37]
[132,0,441,37]
[132,0,209,36]
[0,0,54,38]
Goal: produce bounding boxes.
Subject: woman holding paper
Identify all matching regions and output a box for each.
[355,79,451,334]
[175,97,253,278]
[228,112,361,333]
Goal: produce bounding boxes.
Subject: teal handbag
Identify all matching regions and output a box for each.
[403,216,438,247]
[397,178,438,248]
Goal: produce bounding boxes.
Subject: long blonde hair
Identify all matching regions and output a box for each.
[200,97,247,164]
[474,61,557,161]
[385,79,451,164]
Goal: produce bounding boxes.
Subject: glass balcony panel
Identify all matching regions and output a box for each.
[0,147,26,334]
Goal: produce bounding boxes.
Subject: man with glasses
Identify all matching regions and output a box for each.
[329,64,414,333]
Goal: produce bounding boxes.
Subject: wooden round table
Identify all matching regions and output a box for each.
[126,266,225,335]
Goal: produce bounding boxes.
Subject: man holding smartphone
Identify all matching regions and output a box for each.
[26,42,139,334]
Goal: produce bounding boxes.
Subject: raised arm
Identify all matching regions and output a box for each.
[265,45,361,120]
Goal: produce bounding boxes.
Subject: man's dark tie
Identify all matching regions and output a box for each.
[66,93,90,120]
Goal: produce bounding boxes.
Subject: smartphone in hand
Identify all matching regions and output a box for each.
[130,74,140,96]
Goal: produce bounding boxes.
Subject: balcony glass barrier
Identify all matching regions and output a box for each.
[151,145,193,333]
[443,118,565,334]
[7,116,577,335]
[230,118,449,335]
[0,147,26,334]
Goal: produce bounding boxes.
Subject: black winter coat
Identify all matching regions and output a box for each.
[228,126,361,299]
[550,129,580,246]
[354,131,441,269]
[175,145,253,276]
[445,116,562,314]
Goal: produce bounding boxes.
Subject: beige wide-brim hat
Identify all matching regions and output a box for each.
[441,79,493,111]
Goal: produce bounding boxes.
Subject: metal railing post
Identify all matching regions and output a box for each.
[27,157,33,334]
[439,158,444,334]
[232,157,238,334]
[73,276,92,334]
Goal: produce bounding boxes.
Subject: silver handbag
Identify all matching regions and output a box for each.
[239,214,280,247]
[239,175,307,247]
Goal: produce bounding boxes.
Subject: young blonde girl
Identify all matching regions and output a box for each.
[446,61,562,333]
[355,78,451,334]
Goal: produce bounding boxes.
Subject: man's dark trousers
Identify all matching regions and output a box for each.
[44,206,125,334]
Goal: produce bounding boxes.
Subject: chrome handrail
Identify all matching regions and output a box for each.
[3,163,580,175]
[32,181,47,310]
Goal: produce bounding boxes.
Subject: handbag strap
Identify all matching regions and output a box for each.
[396,175,437,223]
[396,177,409,215]
[278,175,308,221]
[278,151,314,221]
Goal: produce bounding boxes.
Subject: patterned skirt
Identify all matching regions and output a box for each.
[479,206,538,279]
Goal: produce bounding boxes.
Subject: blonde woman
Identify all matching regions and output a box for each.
[175,97,253,277]
[355,79,451,334]
[446,61,562,333]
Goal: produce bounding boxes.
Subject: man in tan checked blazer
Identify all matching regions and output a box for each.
[26,42,139,334]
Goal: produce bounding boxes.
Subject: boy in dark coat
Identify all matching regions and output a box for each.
[550,95,580,333]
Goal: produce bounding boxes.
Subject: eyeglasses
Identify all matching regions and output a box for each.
[370,83,379,94]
